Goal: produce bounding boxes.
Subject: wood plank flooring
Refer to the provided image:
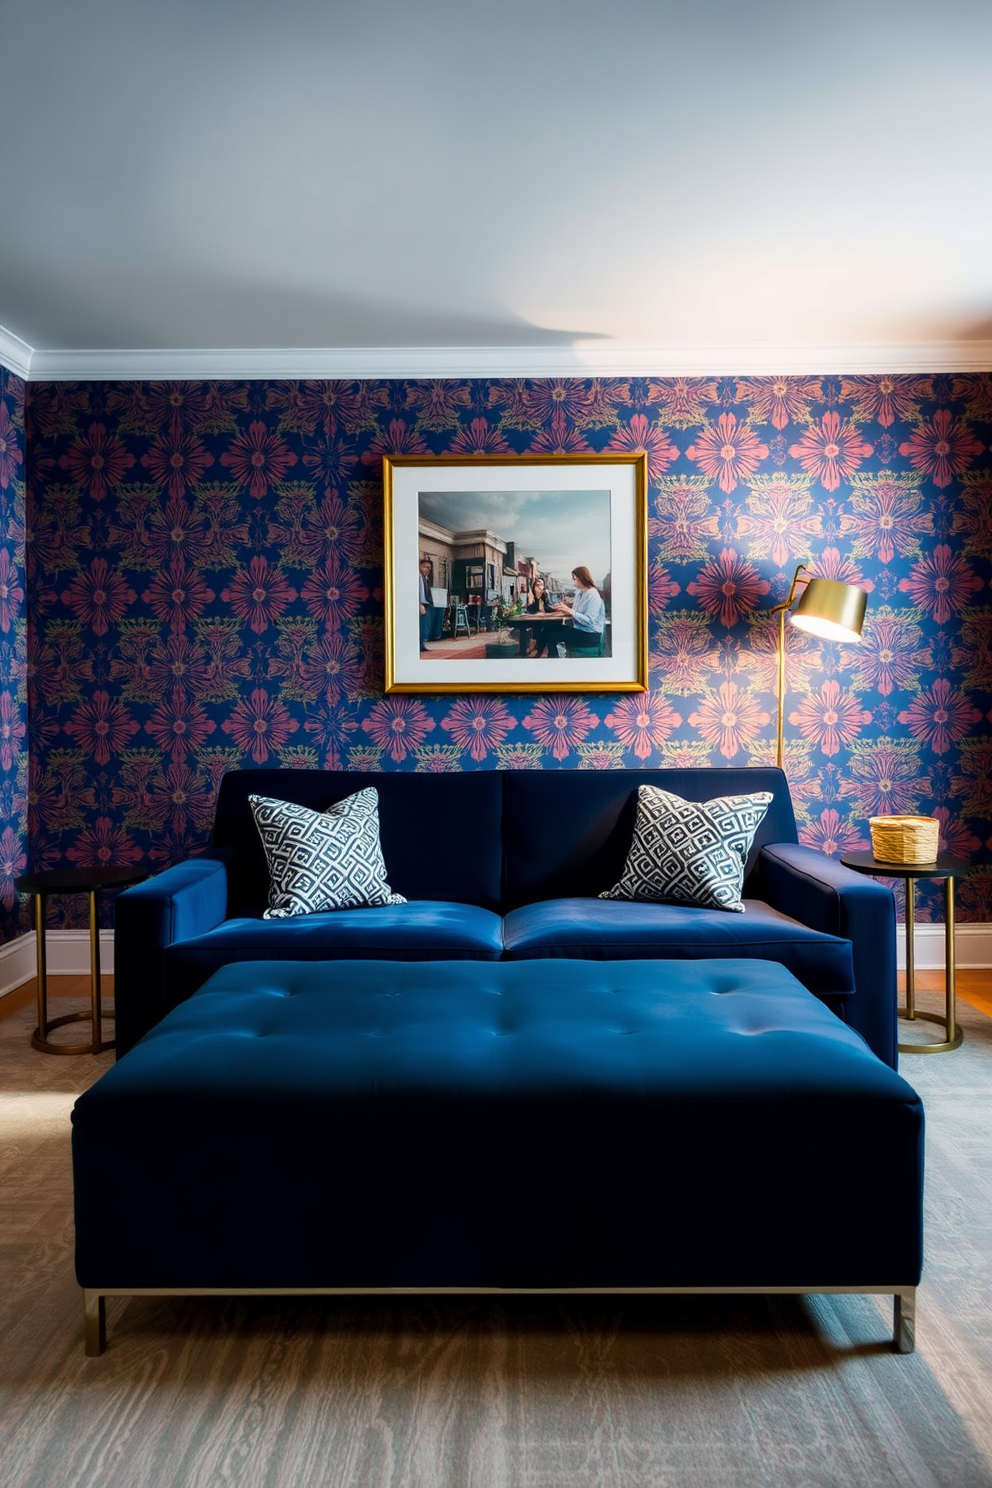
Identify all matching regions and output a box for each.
[4,971,992,1486]
[937,968,992,1020]
[0,974,113,1020]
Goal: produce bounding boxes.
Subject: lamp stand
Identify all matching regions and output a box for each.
[770,563,809,770]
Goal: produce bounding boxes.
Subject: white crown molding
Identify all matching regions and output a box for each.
[0,325,32,381]
[7,335,992,383]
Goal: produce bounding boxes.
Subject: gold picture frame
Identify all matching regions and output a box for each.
[383,452,648,694]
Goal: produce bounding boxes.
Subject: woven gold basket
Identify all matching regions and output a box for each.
[869,815,939,865]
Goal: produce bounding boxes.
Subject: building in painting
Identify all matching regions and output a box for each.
[419,520,531,605]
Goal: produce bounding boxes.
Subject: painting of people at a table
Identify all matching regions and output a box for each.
[416,489,612,661]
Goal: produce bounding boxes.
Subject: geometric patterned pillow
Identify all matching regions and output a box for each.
[599,785,774,913]
[249,788,407,919]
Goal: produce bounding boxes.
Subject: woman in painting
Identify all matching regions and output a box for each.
[554,566,606,655]
[525,576,555,656]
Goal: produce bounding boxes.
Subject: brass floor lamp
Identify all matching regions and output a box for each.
[771,563,868,768]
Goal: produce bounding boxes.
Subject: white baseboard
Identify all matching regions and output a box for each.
[0,923,989,998]
[893,922,991,971]
[0,930,115,997]
[43,930,116,976]
[0,934,35,997]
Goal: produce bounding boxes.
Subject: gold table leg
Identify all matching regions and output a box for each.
[944,876,960,1049]
[905,877,915,1019]
[898,874,963,1054]
[90,888,103,1051]
[30,888,115,1055]
[33,893,47,1045]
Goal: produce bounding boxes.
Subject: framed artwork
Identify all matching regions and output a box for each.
[383,453,648,694]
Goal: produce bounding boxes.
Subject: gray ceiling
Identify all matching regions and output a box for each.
[1,0,990,354]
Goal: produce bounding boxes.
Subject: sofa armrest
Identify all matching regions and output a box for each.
[759,843,897,1068]
[114,853,231,1057]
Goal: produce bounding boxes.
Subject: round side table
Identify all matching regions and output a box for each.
[15,867,148,1055]
[840,852,971,1054]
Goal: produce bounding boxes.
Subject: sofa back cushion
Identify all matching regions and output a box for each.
[502,768,797,910]
[214,770,504,914]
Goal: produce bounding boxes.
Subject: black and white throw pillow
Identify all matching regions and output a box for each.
[600,785,773,913]
[250,788,407,918]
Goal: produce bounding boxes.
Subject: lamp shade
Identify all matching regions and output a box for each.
[789,577,867,644]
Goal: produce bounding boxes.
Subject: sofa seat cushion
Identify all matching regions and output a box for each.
[165,902,503,1001]
[502,897,855,1003]
[73,957,923,1291]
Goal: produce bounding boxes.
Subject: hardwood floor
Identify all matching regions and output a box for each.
[0,974,115,1023]
[2,969,992,1487]
[904,968,992,1019]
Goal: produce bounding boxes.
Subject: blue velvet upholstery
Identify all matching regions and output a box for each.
[501,767,796,907]
[212,769,504,914]
[503,898,856,1009]
[113,852,232,1057]
[759,844,899,1068]
[113,767,899,1067]
[165,903,503,1006]
[73,959,923,1292]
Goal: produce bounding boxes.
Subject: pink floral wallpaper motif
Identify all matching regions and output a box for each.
[0,364,28,940]
[20,373,992,932]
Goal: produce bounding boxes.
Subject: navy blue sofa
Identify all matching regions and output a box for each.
[114,766,899,1065]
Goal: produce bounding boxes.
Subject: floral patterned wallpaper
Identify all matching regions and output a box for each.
[0,364,28,943]
[19,373,992,933]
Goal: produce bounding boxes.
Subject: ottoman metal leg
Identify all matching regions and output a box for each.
[78,1283,920,1356]
[83,1290,106,1357]
[893,1288,916,1354]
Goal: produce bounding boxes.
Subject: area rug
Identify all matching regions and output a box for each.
[2,991,992,1488]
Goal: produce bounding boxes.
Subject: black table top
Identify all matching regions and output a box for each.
[841,852,971,880]
[15,866,149,895]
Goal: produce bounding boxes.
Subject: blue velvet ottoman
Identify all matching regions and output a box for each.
[72,958,924,1355]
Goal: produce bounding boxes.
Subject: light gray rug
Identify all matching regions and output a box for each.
[2,991,992,1488]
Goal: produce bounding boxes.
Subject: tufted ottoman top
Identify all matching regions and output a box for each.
[73,959,923,1291]
[91,957,895,1100]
